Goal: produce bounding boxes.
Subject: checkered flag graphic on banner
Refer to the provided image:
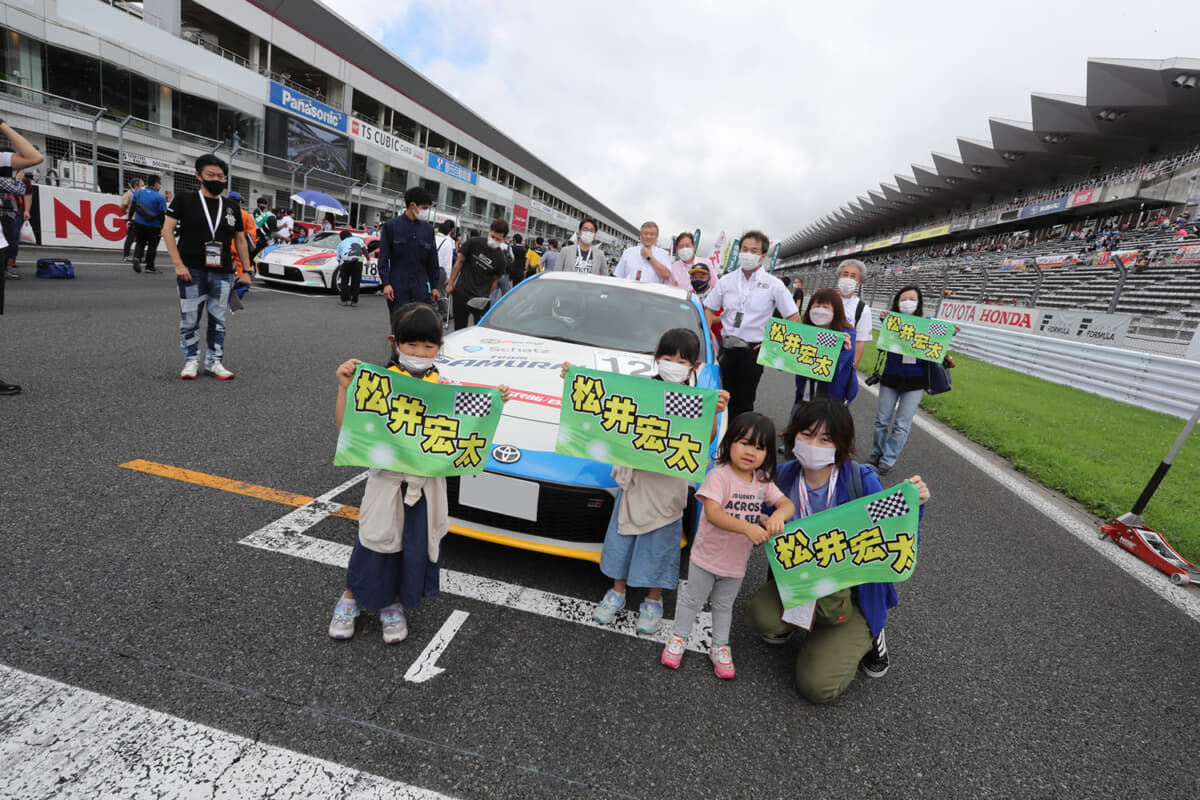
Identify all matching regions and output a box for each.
[815,331,839,349]
[454,392,492,417]
[664,391,704,419]
[928,322,949,338]
[865,490,911,524]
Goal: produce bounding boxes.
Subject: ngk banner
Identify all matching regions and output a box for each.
[38,185,165,249]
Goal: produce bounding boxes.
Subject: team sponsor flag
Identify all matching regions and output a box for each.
[875,312,955,363]
[335,363,502,476]
[767,482,920,609]
[757,317,845,382]
[556,366,717,480]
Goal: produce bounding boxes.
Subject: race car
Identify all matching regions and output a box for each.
[254,230,381,292]
[436,272,723,562]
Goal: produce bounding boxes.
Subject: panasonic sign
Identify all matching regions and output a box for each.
[268,81,347,133]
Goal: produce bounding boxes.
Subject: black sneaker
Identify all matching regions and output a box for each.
[131,258,141,274]
[144,266,160,273]
[860,629,889,678]
[0,380,21,396]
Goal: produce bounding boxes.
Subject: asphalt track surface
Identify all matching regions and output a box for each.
[2,246,1199,798]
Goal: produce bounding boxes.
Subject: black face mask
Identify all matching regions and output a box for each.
[202,179,226,195]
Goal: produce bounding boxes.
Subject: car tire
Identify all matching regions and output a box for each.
[330,266,341,295]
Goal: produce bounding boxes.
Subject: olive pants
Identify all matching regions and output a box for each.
[744,582,874,704]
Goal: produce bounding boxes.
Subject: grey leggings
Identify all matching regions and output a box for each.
[672,563,744,646]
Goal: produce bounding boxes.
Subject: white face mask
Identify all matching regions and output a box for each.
[793,439,837,471]
[677,247,695,262]
[655,359,692,384]
[487,237,503,249]
[898,299,919,315]
[415,208,433,222]
[580,231,595,244]
[837,277,859,296]
[738,252,762,272]
[395,349,436,374]
[808,307,835,327]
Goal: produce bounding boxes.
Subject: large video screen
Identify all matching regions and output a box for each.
[264,109,350,177]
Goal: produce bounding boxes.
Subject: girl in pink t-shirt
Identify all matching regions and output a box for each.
[662,412,795,679]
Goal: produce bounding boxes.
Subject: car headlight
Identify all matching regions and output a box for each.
[301,256,335,267]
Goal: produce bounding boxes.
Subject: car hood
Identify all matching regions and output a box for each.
[263,244,333,261]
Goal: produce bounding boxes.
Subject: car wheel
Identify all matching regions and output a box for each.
[330,266,341,295]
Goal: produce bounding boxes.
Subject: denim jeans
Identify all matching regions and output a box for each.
[177,268,232,365]
[873,384,924,466]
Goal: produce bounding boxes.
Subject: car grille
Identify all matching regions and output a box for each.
[262,263,306,282]
[446,475,615,543]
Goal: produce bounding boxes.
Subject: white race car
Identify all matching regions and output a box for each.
[254,230,381,292]
[437,272,722,562]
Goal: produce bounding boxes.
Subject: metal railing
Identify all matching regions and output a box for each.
[180,31,253,70]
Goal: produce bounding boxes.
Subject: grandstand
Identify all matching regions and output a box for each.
[776,58,1200,353]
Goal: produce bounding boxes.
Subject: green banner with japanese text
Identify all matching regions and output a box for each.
[875,312,954,362]
[756,317,845,381]
[555,366,717,480]
[334,363,502,476]
[766,482,920,608]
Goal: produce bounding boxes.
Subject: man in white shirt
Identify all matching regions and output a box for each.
[275,210,294,243]
[613,221,672,283]
[704,230,800,417]
[835,259,873,367]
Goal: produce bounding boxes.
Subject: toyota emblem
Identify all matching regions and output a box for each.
[492,444,522,464]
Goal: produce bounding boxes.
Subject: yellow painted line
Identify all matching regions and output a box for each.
[119,459,360,520]
[448,523,602,563]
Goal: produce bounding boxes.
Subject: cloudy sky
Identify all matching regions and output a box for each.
[327,0,1193,247]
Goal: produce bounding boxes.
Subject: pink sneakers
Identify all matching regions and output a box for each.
[661,634,687,669]
[710,645,736,679]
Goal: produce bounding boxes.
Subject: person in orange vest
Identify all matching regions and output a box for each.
[228,192,257,311]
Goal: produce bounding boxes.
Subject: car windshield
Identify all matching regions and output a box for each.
[308,232,341,248]
[481,278,705,355]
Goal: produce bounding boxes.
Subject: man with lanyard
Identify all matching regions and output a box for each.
[253,196,276,254]
[703,230,799,417]
[119,178,144,263]
[613,221,671,283]
[554,219,608,274]
[130,174,167,274]
[161,154,251,381]
[834,258,873,367]
[377,185,440,317]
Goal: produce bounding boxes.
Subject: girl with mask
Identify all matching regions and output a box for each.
[661,411,794,679]
[743,399,929,703]
[670,232,712,292]
[329,303,511,644]
[791,288,858,414]
[869,286,952,475]
[587,328,730,637]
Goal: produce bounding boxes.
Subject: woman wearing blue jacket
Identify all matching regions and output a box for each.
[791,288,859,416]
[744,398,928,703]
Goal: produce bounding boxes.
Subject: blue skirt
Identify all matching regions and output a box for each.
[599,491,683,589]
[345,494,440,611]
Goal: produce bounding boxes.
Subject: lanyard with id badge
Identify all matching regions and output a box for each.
[730,270,764,331]
[199,192,225,269]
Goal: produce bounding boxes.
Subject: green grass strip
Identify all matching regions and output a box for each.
[860,341,1200,564]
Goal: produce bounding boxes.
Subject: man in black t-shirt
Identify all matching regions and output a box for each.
[447,218,510,330]
[162,154,251,381]
[509,233,529,286]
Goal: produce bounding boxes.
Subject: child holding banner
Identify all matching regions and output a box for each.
[589,328,730,635]
[743,399,929,703]
[662,412,795,679]
[791,288,858,412]
[328,303,510,644]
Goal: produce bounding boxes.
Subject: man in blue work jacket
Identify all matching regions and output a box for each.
[378,186,440,315]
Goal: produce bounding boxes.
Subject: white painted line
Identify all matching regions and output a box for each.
[0,664,457,799]
[405,610,469,683]
[860,383,1200,624]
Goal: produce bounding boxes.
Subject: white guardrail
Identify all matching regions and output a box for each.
[948,323,1200,420]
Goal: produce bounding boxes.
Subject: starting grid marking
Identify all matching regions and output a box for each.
[121,460,715,684]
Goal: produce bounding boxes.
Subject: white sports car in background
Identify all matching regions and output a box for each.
[436,272,723,562]
[254,230,381,292]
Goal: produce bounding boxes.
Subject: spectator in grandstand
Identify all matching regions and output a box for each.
[556,219,608,275]
[130,175,167,274]
[666,232,708,290]
[835,259,873,368]
[120,177,145,264]
[377,185,440,315]
[869,286,954,476]
[0,118,43,395]
[161,154,252,381]
[448,218,509,329]
[703,231,800,417]
[614,222,673,284]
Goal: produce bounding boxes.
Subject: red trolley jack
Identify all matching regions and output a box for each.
[1101,403,1200,586]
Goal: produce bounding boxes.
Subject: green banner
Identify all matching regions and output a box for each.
[875,312,954,362]
[756,317,845,381]
[555,366,717,480]
[766,482,919,608]
[334,363,502,476]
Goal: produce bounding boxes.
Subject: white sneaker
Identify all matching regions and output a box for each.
[206,362,235,380]
[179,360,200,379]
[380,604,408,644]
